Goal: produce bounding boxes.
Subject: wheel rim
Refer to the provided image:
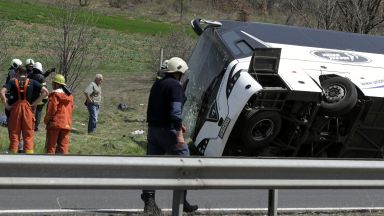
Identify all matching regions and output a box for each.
[251,119,274,141]
[324,84,345,103]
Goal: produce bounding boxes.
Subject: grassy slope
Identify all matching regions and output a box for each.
[0,0,175,35]
[0,0,188,155]
[0,0,292,155]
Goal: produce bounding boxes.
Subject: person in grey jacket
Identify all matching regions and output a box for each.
[84,74,103,134]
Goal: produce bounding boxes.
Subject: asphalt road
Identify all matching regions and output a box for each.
[1,189,384,212]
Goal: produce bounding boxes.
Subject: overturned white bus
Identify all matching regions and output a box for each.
[183,19,384,158]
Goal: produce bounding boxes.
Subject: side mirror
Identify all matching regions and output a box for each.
[190,18,222,36]
[191,18,203,35]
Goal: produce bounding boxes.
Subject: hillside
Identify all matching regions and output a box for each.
[0,22,152,155]
[0,0,255,155]
[0,0,177,155]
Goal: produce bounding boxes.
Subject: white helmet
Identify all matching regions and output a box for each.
[166,57,188,74]
[33,62,43,73]
[11,59,22,69]
[25,58,35,66]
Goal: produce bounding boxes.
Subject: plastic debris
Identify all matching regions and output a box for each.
[118,103,133,112]
[131,129,144,135]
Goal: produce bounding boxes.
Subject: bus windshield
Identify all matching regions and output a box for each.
[183,29,231,141]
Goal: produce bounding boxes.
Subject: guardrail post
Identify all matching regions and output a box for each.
[172,190,184,216]
[268,189,278,216]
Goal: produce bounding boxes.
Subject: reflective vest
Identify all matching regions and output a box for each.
[15,78,30,101]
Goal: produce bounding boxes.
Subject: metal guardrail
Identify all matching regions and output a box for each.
[1,155,384,215]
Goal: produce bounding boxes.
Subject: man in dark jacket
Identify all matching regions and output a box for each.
[141,57,198,214]
[5,59,23,85]
[25,59,35,76]
[28,62,54,131]
[4,59,23,119]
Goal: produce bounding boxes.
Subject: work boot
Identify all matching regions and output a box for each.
[183,199,198,213]
[144,198,161,215]
[141,193,161,215]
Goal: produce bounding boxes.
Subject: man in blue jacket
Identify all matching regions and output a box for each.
[141,57,198,214]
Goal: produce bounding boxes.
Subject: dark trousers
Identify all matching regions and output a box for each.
[142,127,190,201]
[34,104,44,130]
[5,108,10,122]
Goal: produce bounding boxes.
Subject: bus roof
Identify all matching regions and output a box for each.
[217,20,384,55]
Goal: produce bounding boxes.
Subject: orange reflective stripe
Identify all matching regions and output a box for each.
[23,79,29,100]
[15,79,21,100]
[14,78,29,101]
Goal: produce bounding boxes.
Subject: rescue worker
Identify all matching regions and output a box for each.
[15,58,36,152]
[25,59,34,76]
[84,74,103,134]
[4,59,23,124]
[28,62,54,131]
[5,58,22,84]
[44,74,74,154]
[4,59,24,153]
[0,67,49,154]
[141,57,198,214]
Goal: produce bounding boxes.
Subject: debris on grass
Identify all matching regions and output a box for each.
[118,103,134,112]
[131,129,144,135]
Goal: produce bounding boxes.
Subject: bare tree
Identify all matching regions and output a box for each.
[287,0,338,29]
[231,0,251,21]
[258,0,269,16]
[174,0,188,23]
[49,1,97,90]
[179,0,184,23]
[316,0,339,29]
[285,0,384,34]
[336,0,384,34]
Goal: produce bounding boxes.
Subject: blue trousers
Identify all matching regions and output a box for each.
[87,103,99,133]
[142,127,190,201]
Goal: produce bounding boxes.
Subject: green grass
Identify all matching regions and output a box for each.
[0,3,159,155]
[0,0,197,156]
[0,74,149,156]
[95,15,173,35]
[0,0,176,35]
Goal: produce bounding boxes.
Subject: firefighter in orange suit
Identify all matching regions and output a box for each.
[44,74,74,154]
[0,67,49,154]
